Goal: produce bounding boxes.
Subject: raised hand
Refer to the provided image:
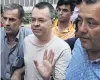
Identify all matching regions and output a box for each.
[34,49,55,80]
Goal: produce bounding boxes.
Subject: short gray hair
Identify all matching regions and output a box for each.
[4,3,24,20]
[33,2,56,19]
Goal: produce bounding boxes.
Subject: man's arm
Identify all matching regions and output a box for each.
[11,67,25,80]
[34,49,55,80]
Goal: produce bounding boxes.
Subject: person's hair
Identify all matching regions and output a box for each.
[0,4,3,14]
[33,2,56,19]
[84,0,100,4]
[56,0,75,11]
[72,0,82,5]
[4,3,24,20]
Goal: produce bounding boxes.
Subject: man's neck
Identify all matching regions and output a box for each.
[35,32,54,45]
[88,50,100,60]
[58,21,70,32]
[7,32,18,46]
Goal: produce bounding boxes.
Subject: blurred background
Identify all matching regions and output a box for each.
[1,0,58,26]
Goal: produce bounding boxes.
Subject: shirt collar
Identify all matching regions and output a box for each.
[54,19,74,33]
[83,49,100,64]
[90,58,100,63]
[78,39,100,64]
[4,28,21,42]
[54,26,69,33]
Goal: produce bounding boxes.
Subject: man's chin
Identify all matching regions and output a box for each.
[5,30,12,34]
[34,33,41,37]
[80,40,88,48]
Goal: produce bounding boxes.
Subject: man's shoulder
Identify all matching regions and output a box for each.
[20,27,32,32]
[74,38,82,49]
[24,34,34,42]
[72,38,85,56]
[0,27,4,31]
[19,27,32,37]
[0,27,5,36]
[52,36,70,49]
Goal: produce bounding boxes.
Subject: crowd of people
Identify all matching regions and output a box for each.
[0,0,100,80]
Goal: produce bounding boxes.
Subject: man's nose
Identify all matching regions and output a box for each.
[78,22,88,33]
[34,20,40,26]
[5,19,10,26]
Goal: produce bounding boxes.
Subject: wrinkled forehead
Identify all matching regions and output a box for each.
[79,2,100,17]
[80,2,100,11]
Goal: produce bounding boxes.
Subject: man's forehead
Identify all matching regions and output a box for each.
[79,3,100,21]
[80,2,100,14]
[32,7,50,14]
[80,1,100,8]
[58,5,70,9]
[4,9,18,13]
[32,7,51,19]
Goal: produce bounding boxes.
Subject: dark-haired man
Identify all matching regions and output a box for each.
[52,0,75,40]
[66,0,100,79]
[24,2,71,80]
[33,0,100,80]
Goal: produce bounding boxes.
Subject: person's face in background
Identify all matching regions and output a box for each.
[77,3,100,51]
[3,9,21,35]
[57,4,72,22]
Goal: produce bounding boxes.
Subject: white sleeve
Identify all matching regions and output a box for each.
[53,48,72,80]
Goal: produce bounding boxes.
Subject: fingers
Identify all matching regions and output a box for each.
[43,49,48,60]
[48,50,54,64]
[48,50,56,67]
[43,49,55,64]
[52,58,56,68]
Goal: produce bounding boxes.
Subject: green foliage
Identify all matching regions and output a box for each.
[23,12,32,24]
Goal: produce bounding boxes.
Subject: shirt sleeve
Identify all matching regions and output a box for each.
[53,48,72,80]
